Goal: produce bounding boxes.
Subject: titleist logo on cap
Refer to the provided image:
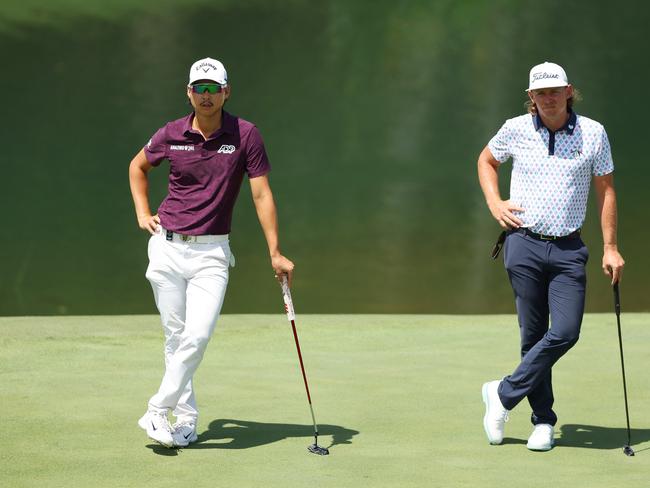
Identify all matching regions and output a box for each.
[532,72,561,81]
[526,62,567,91]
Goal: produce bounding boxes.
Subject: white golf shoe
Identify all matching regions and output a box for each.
[138,410,174,448]
[172,422,198,448]
[527,423,554,451]
[482,380,509,445]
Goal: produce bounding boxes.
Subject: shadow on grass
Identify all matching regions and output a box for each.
[148,418,359,455]
[559,424,650,451]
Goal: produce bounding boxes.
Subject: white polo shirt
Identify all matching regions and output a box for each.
[488,111,614,236]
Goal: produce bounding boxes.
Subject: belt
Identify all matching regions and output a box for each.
[163,229,228,244]
[514,228,581,241]
[491,227,581,259]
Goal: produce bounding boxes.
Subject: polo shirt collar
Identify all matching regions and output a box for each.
[183,110,236,138]
[221,111,237,135]
[533,109,577,135]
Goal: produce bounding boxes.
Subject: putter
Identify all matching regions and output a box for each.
[280,275,329,456]
[613,282,634,457]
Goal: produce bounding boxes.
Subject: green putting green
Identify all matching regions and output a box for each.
[1,314,648,487]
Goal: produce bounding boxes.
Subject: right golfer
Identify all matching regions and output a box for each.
[477,62,625,451]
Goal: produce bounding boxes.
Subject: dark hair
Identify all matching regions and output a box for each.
[525,87,582,114]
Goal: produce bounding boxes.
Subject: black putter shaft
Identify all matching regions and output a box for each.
[281,276,329,455]
[613,282,634,456]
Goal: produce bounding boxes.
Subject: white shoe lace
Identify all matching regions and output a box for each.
[173,422,195,434]
[490,409,509,428]
[173,421,194,429]
[487,401,508,423]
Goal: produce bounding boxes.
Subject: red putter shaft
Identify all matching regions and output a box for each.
[290,319,314,405]
[280,276,328,455]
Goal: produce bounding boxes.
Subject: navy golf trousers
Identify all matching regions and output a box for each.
[498,230,588,426]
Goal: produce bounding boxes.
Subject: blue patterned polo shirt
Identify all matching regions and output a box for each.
[488,111,614,236]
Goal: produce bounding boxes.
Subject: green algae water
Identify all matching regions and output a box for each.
[1,0,648,314]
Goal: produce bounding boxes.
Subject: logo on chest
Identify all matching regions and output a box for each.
[170,145,195,151]
[217,144,236,154]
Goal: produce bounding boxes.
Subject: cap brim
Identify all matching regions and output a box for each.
[190,78,227,85]
[526,81,569,92]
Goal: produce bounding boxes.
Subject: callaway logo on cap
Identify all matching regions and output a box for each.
[527,62,568,91]
[189,57,228,85]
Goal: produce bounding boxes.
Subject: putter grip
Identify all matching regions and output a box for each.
[281,276,296,321]
[613,282,621,315]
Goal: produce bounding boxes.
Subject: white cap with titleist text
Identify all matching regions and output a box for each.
[526,62,568,91]
[188,57,228,85]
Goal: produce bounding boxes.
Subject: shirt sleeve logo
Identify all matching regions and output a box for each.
[217,144,236,154]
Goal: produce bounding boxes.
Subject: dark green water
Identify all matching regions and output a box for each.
[1,0,648,315]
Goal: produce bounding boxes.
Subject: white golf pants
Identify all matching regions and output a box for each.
[145,227,233,423]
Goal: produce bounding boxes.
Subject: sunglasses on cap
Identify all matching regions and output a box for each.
[190,83,226,94]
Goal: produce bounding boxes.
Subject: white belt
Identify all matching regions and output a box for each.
[160,227,229,244]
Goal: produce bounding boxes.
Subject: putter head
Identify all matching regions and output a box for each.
[623,445,635,457]
[308,443,330,456]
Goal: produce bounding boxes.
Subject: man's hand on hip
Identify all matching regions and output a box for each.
[489,199,525,230]
[138,214,161,235]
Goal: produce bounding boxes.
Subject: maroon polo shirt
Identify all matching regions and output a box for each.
[143,110,271,235]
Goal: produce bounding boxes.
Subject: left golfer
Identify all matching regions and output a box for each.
[128,57,294,448]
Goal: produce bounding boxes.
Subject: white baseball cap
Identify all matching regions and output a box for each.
[526,62,568,91]
[188,57,228,85]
